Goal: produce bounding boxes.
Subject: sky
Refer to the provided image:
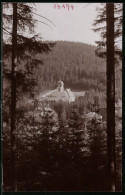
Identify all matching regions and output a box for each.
[34,3,101,46]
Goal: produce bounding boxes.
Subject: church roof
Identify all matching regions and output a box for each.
[39,88,75,102]
[37,80,85,103]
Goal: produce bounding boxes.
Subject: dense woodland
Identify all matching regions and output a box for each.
[34,41,121,93]
[2,2,122,192]
[25,41,121,114]
[4,41,121,112]
[3,41,122,191]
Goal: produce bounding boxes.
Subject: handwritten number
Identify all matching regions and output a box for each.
[53,4,56,9]
[62,4,65,9]
[71,5,74,10]
[53,4,74,11]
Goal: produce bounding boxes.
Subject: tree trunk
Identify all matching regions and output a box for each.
[11,3,17,191]
[106,3,116,192]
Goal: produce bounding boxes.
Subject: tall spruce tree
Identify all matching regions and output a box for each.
[93,3,122,191]
[106,4,116,191]
[11,3,18,190]
[3,3,54,191]
[93,3,122,60]
[68,104,84,163]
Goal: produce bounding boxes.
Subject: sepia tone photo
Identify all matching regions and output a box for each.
[2,2,122,192]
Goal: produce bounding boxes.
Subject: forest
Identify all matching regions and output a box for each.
[3,40,122,114]
[3,41,122,192]
[2,2,122,192]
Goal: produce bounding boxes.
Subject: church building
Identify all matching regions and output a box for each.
[40,80,75,103]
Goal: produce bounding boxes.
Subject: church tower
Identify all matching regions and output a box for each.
[57,80,64,92]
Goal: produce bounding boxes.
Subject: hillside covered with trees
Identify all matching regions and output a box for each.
[3,40,122,119]
[33,41,121,110]
[35,41,106,92]
[2,2,122,192]
[3,40,122,191]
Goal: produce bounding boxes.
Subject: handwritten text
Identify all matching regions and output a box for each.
[53,4,74,11]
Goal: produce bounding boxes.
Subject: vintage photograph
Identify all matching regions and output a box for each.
[2,2,122,192]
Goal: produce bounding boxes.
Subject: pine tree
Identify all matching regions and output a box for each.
[67,104,84,163]
[93,3,122,61]
[93,3,122,191]
[10,3,18,190]
[85,96,107,191]
[3,3,54,191]
[106,4,116,191]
